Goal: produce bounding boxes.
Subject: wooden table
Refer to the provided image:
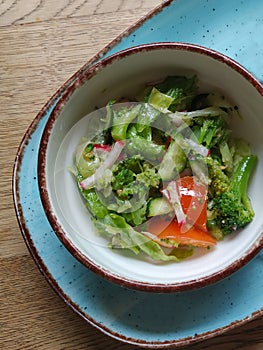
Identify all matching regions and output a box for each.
[1,1,262,349]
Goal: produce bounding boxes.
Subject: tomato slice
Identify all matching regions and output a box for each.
[176,176,208,231]
[148,217,216,248]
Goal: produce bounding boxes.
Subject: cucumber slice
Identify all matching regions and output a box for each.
[147,197,173,217]
[158,139,186,181]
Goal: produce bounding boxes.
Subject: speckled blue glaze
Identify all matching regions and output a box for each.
[14,0,263,347]
[108,0,263,83]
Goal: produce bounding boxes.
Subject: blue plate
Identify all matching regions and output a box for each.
[13,0,263,347]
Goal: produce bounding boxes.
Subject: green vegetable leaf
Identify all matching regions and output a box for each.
[155,75,198,111]
[122,204,147,226]
[111,104,141,140]
[127,123,152,141]
[148,87,174,112]
[136,103,161,133]
[94,213,180,261]
[80,187,109,219]
[125,136,165,162]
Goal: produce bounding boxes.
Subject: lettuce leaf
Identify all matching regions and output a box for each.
[94,213,181,262]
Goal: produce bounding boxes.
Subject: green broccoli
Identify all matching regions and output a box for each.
[209,155,257,236]
[194,116,231,149]
[206,156,230,197]
[191,115,236,174]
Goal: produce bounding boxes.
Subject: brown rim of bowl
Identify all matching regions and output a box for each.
[38,42,263,293]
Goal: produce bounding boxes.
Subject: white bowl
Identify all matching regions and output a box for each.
[38,43,263,292]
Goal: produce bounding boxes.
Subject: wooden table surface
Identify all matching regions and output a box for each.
[1,1,262,349]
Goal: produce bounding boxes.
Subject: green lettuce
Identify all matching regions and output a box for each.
[94,213,181,261]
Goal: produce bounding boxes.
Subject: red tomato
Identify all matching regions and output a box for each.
[176,176,208,231]
[148,217,216,248]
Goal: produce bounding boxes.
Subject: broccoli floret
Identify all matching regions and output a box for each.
[194,117,231,149]
[210,155,257,235]
[206,156,230,197]
[111,168,135,193]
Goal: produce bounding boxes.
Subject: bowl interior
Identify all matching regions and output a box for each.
[41,45,263,289]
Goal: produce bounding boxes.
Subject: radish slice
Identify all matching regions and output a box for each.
[162,181,186,227]
[80,140,125,190]
[93,144,111,159]
[93,144,111,150]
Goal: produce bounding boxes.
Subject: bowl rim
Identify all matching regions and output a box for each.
[38,42,263,293]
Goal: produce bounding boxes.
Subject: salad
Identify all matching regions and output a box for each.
[72,76,257,262]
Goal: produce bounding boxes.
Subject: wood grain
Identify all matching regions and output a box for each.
[1,0,262,349]
[0,0,162,26]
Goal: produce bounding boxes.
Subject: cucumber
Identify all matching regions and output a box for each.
[158,139,187,181]
[147,197,173,217]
